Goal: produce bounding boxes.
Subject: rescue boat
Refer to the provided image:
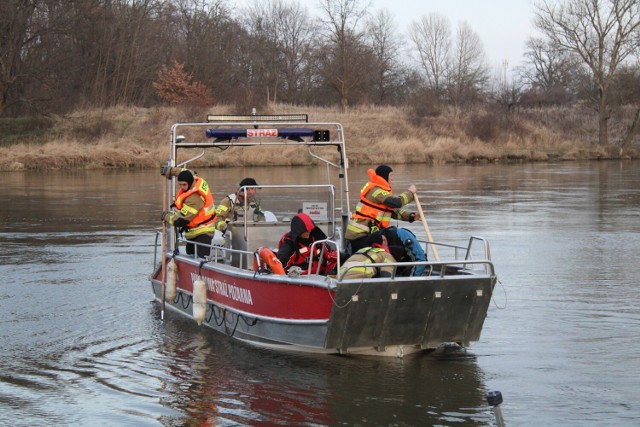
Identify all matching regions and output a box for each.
[149,113,497,357]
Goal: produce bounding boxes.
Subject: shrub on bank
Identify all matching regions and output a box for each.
[0,116,56,146]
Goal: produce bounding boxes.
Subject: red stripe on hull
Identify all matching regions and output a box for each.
[155,258,333,320]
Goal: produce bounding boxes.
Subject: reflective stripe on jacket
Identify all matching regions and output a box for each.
[350,169,395,229]
[174,176,216,229]
[340,247,395,279]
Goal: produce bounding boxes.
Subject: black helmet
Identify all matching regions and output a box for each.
[239,177,258,187]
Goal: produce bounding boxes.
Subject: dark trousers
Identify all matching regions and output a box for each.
[186,234,212,258]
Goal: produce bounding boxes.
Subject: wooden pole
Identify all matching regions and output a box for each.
[413,192,440,262]
[160,175,167,320]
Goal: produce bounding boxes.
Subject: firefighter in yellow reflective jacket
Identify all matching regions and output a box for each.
[345,165,420,253]
[214,177,261,234]
[161,167,216,258]
[339,234,397,279]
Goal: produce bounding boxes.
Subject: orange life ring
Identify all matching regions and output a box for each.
[253,247,286,275]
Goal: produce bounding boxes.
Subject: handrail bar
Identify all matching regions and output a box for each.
[307,238,342,275]
[165,234,494,278]
[337,259,495,281]
[412,236,492,262]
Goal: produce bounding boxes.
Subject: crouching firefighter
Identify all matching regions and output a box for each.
[277,212,339,275]
[382,227,429,276]
[339,234,397,280]
[160,166,216,258]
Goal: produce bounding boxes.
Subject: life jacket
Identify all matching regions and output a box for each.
[278,233,338,274]
[278,233,317,272]
[174,176,216,228]
[351,169,396,230]
[278,213,337,275]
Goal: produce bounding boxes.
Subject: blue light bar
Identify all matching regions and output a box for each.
[205,128,315,141]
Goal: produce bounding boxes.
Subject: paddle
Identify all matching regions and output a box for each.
[412,192,440,262]
[160,171,167,320]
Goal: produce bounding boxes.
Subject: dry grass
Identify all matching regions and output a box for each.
[0,103,638,171]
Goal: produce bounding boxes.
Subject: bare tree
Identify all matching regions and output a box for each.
[317,0,371,110]
[408,13,451,97]
[533,0,640,147]
[365,9,404,104]
[0,0,74,116]
[518,36,581,106]
[276,2,317,102]
[447,21,489,108]
[108,0,165,106]
[173,0,250,105]
[245,0,316,104]
[522,37,580,89]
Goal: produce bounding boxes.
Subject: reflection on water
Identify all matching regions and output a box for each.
[1,161,640,426]
[155,320,491,426]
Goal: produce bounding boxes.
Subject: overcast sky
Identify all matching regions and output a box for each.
[233,0,537,74]
[371,0,536,70]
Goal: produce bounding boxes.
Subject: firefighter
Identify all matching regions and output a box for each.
[339,234,397,279]
[345,165,420,253]
[214,177,262,236]
[276,212,338,275]
[161,167,216,258]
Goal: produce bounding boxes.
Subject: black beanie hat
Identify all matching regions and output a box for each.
[375,165,393,182]
[177,170,194,187]
[239,177,258,187]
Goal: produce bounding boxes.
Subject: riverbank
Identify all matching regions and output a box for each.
[0,103,636,171]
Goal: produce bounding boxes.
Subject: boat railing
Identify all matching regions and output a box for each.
[155,228,494,276]
[337,259,495,281]
[186,236,255,269]
[465,236,491,261]
[156,224,495,278]
[416,236,492,269]
[306,238,342,275]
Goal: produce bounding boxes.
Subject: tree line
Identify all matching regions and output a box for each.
[1,0,639,149]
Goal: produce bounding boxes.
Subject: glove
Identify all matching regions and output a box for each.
[409,213,416,223]
[161,211,168,221]
[160,165,173,177]
[253,206,265,222]
[287,266,303,278]
[211,230,226,246]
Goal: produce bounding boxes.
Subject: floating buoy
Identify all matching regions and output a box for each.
[192,276,207,326]
[166,259,177,301]
[253,247,286,275]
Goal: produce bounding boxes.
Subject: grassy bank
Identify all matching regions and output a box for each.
[0,103,636,171]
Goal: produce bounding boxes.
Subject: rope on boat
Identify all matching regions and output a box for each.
[211,305,225,327]
[492,279,507,310]
[327,279,366,309]
[172,292,192,309]
[203,301,258,335]
[205,303,215,324]
[224,311,241,337]
[239,315,258,327]
[169,285,260,334]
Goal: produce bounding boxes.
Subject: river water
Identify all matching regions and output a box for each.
[1,161,639,426]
